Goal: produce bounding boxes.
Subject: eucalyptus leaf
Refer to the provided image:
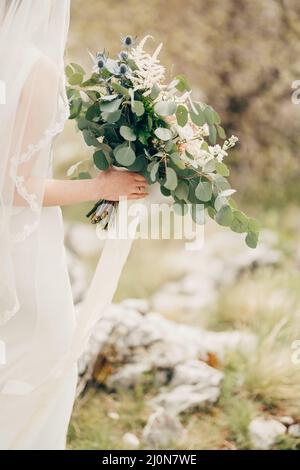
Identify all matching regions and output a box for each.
[215,161,230,176]
[103,109,122,124]
[150,162,160,182]
[100,97,123,113]
[245,231,259,249]
[208,125,217,145]
[230,211,249,233]
[155,127,172,141]
[150,83,161,100]
[173,202,188,216]
[175,181,189,201]
[93,150,110,170]
[204,106,215,125]
[176,105,188,127]
[164,167,178,190]
[191,204,205,225]
[217,125,226,139]
[120,125,136,141]
[215,205,233,226]
[114,145,136,166]
[195,181,212,202]
[132,100,145,116]
[68,73,83,86]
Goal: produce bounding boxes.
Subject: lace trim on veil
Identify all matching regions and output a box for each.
[9,96,69,244]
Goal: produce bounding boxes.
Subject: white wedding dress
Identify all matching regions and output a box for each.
[0,1,136,449]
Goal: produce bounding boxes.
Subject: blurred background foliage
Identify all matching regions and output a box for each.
[63,0,300,208]
[60,0,300,450]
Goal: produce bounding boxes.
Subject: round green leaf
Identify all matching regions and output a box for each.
[132,100,145,116]
[154,101,176,116]
[104,109,122,124]
[191,204,205,225]
[246,231,259,249]
[150,162,160,182]
[215,161,230,177]
[175,181,189,201]
[120,126,136,141]
[93,150,110,170]
[164,167,178,190]
[217,125,226,139]
[176,105,188,127]
[114,146,136,166]
[204,106,215,125]
[100,97,123,113]
[173,202,188,216]
[209,125,217,145]
[215,205,233,226]
[195,181,212,202]
[68,73,83,86]
[190,104,205,126]
[248,217,260,233]
[155,127,173,141]
[230,211,249,233]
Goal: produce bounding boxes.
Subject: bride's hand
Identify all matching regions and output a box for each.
[93,167,149,201]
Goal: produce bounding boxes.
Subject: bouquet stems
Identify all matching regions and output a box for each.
[86,199,117,229]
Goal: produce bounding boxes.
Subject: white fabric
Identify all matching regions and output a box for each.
[0,0,136,449]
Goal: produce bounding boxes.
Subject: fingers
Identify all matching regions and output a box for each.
[132,174,147,183]
[127,193,148,200]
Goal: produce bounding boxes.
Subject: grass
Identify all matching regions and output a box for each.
[67,206,300,450]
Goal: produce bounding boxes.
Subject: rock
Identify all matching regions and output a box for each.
[122,432,140,448]
[78,302,256,390]
[108,411,120,420]
[288,424,300,438]
[143,408,184,448]
[170,360,223,388]
[279,416,294,426]
[106,363,151,389]
[121,298,150,314]
[249,418,286,450]
[150,383,221,415]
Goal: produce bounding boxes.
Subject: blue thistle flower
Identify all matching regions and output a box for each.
[121,35,135,47]
[119,64,128,75]
[119,51,128,61]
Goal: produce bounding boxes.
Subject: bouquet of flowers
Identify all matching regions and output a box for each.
[66,35,259,248]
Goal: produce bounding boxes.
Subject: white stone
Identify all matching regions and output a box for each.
[108,411,120,420]
[121,298,150,314]
[143,408,184,448]
[106,363,151,389]
[288,424,300,438]
[170,360,223,388]
[122,432,140,448]
[150,383,220,415]
[249,418,286,450]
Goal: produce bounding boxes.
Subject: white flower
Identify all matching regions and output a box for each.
[223,135,238,150]
[208,144,228,162]
[128,36,165,93]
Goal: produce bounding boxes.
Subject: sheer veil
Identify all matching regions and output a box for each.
[0,0,70,326]
[0,0,136,395]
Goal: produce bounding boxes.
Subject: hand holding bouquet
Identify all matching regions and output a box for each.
[66,35,259,248]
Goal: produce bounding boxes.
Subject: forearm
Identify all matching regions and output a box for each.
[43,178,99,206]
